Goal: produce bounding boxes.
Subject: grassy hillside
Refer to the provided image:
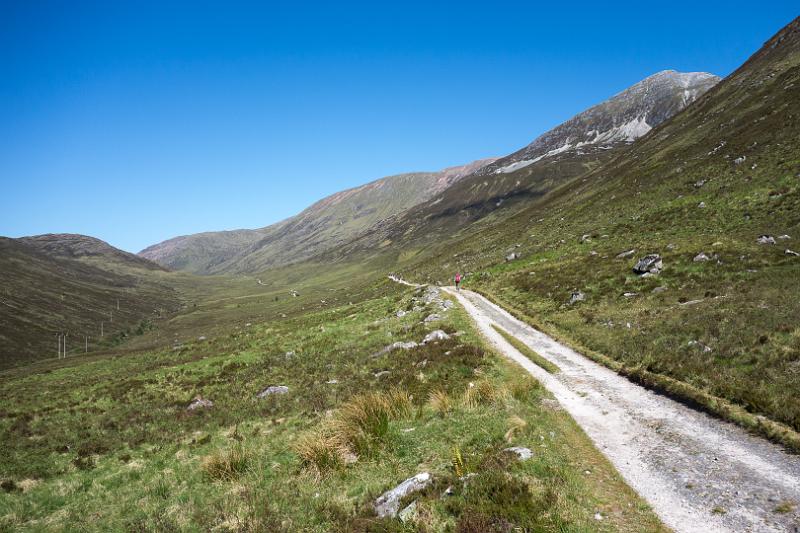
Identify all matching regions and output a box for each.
[392,17,800,442]
[0,281,663,531]
[0,236,181,369]
[140,160,495,275]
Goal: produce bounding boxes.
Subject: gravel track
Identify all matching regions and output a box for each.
[442,287,800,533]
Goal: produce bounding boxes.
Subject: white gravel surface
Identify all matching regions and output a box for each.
[442,287,800,533]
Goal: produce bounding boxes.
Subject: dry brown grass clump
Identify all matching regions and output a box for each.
[201,445,251,481]
[504,415,528,443]
[428,389,453,417]
[294,388,413,476]
[462,379,508,409]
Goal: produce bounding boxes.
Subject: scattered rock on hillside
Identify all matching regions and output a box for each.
[442,300,454,310]
[786,249,800,257]
[698,201,707,208]
[757,235,776,245]
[693,252,711,262]
[694,179,707,188]
[633,254,662,275]
[374,472,432,518]
[422,330,450,344]
[652,286,668,294]
[688,340,713,353]
[424,313,441,323]
[372,341,418,357]
[506,252,520,262]
[568,291,585,305]
[616,249,636,259]
[623,292,639,298]
[778,234,791,240]
[187,397,213,411]
[734,156,747,165]
[374,370,391,379]
[256,385,289,398]
[581,234,592,242]
[504,447,534,461]
[398,501,418,523]
[396,310,407,318]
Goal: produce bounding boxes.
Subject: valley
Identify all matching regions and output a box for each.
[1,13,799,533]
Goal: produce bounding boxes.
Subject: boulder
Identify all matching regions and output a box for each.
[568,291,585,305]
[505,252,520,262]
[778,234,791,240]
[693,252,710,262]
[186,397,213,411]
[786,249,800,257]
[757,235,776,245]
[616,249,636,259]
[423,313,441,323]
[256,385,289,398]
[633,254,662,275]
[372,341,418,358]
[504,447,534,461]
[422,330,450,344]
[374,473,431,518]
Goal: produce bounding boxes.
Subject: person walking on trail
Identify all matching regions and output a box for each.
[454,272,462,290]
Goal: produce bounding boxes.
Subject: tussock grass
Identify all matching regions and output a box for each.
[462,379,508,409]
[201,445,251,481]
[295,388,413,475]
[492,324,560,374]
[428,389,453,416]
[504,415,528,443]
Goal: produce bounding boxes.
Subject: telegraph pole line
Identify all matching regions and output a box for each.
[101,321,104,337]
[57,333,61,359]
[85,336,88,353]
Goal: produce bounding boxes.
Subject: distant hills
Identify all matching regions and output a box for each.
[139,70,719,275]
[138,159,495,274]
[0,234,179,368]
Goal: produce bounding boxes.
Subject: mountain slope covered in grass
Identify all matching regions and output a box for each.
[0,235,180,368]
[140,159,495,274]
[394,16,800,443]
[328,70,720,260]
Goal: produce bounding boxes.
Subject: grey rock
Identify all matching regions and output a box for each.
[504,447,534,461]
[694,179,707,188]
[623,292,639,298]
[786,249,800,257]
[698,201,707,208]
[778,234,791,240]
[422,330,450,344]
[197,336,206,341]
[372,341,419,357]
[569,291,585,305]
[506,252,520,262]
[398,501,418,523]
[374,472,431,518]
[734,156,747,165]
[424,313,441,323]
[633,254,662,275]
[652,286,668,293]
[256,385,289,398]
[688,340,713,353]
[442,300,454,310]
[581,234,592,242]
[396,310,407,318]
[187,397,213,411]
[757,235,776,245]
[616,249,636,259]
[693,252,710,262]
[374,370,391,379]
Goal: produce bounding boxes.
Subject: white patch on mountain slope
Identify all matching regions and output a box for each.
[495,116,651,174]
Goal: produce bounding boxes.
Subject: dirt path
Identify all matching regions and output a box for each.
[442,287,800,533]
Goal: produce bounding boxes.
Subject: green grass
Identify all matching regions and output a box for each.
[491,324,560,374]
[0,284,664,531]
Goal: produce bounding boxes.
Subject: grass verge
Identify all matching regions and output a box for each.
[491,324,560,374]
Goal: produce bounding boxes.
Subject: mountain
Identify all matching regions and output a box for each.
[0,234,179,368]
[394,17,800,437]
[139,159,496,274]
[477,70,720,176]
[326,70,720,259]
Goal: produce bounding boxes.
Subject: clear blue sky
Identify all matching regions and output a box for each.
[1,2,796,252]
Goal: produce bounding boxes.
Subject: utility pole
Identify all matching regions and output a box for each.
[63,333,67,358]
[101,321,104,337]
[117,299,120,311]
[57,333,61,359]
[85,336,88,353]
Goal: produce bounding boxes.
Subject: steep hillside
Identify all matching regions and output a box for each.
[398,17,800,439]
[0,235,180,368]
[333,70,719,258]
[140,159,495,274]
[138,229,266,274]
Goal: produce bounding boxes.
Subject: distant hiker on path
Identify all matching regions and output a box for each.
[454,272,462,290]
